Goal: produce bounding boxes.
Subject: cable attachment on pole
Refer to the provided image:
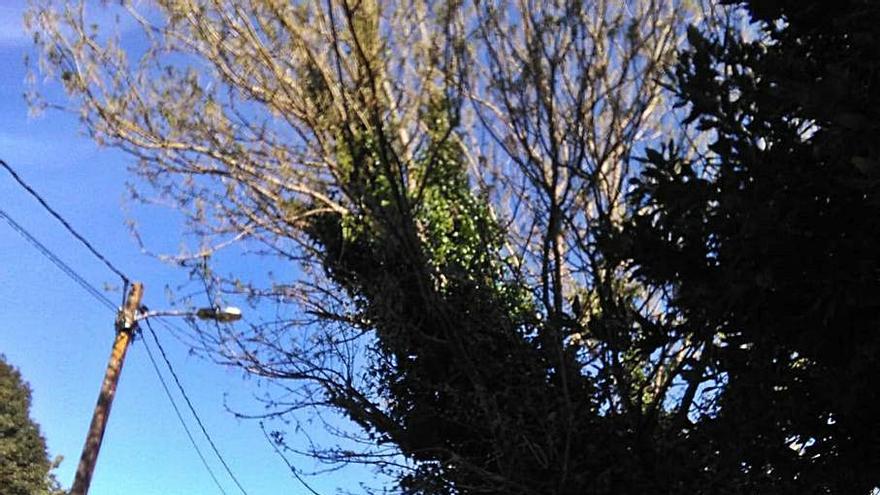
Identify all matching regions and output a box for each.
[116,282,144,332]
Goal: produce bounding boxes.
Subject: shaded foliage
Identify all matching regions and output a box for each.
[304,106,606,493]
[618,0,880,492]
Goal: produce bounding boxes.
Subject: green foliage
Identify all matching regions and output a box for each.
[0,355,64,495]
[304,101,613,494]
[618,0,880,491]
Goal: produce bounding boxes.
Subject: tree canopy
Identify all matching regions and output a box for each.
[26,0,880,493]
[0,355,63,495]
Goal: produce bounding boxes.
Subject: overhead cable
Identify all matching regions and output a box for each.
[259,422,322,495]
[1,158,130,285]
[2,157,256,495]
[0,206,117,312]
[143,319,251,495]
[141,336,231,495]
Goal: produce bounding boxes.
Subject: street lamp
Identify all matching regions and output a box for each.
[136,306,244,323]
[71,282,243,495]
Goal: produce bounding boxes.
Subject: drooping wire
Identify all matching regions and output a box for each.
[259,422,322,495]
[0,205,240,494]
[142,319,251,495]
[1,158,130,286]
[0,158,259,493]
[140,335,230,495]
[0,206,117,312]
[196,258,322,495]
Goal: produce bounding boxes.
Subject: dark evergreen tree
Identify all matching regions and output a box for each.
[618,1,880,492]
[0,355,63,495]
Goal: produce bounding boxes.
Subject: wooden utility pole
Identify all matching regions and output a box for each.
[70,282,143,495]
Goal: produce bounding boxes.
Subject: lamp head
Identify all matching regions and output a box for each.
[196,306,243,322]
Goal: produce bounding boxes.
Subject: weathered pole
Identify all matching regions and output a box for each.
[70,282,143,495]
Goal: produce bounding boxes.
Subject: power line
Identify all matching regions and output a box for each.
[1,158,130,285]
[0,220,246,495]
[197,262,321,495]
[186,268,320,495]
[0,158,258,493]
[143,319,251,495]
[0,206,117,312]
[0,206,238,493]
[259,422,322,495]
[140,336,230,495]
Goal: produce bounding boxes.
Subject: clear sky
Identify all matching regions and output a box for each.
[0,3,372,494]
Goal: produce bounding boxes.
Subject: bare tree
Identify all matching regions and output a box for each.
[28,0,711,492]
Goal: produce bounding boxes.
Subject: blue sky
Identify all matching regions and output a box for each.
[0,3,373,494]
